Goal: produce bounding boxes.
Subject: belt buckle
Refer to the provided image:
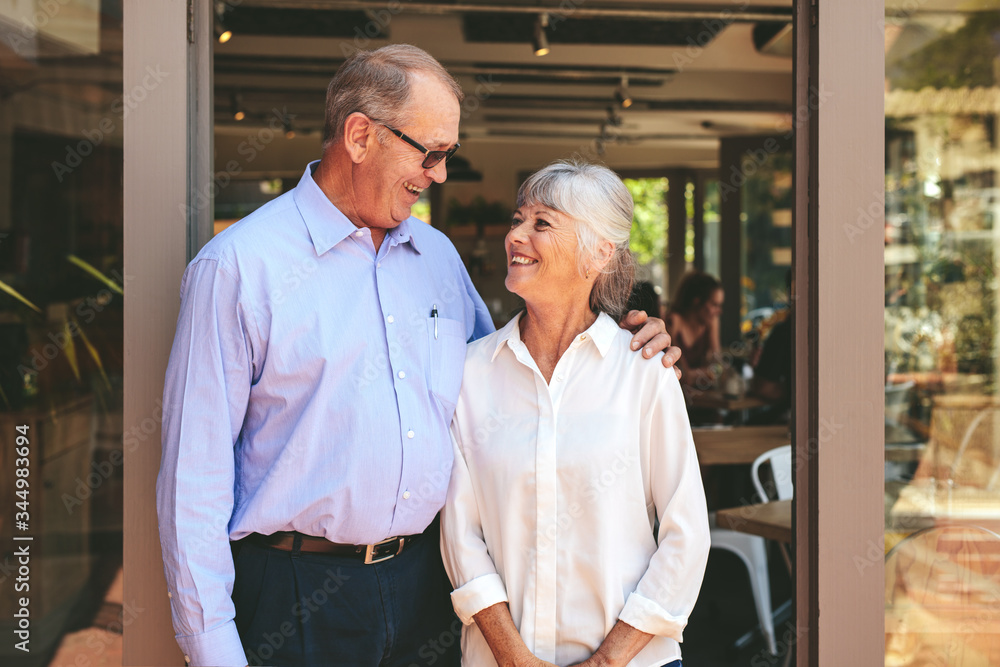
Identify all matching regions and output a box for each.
[364,536,405,564]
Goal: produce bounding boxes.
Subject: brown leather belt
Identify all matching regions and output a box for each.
[248,530,422,564]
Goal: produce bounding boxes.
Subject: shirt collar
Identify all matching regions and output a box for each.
[293,160,422,257]
[490,310,619,362]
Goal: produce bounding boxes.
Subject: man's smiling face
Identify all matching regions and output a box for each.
[353,70,461,233]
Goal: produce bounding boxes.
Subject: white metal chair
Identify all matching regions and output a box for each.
[709,444,792,656]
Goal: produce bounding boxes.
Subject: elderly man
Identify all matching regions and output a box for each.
[156,44,679,667]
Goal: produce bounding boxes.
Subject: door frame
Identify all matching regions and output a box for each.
[121,1,887,664]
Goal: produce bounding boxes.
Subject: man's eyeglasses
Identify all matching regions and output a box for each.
[381,124,460,169]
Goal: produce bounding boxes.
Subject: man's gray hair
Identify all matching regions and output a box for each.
[323,44,464,149]
[516,160,636,321]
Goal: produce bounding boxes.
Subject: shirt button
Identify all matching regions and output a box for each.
[402,491,411,500]
[407,430,415,439]
[398,370,406,379]
[387,315,394,323]
[556,375,564,382]
[355,230,363,237]
[580,334,587,341]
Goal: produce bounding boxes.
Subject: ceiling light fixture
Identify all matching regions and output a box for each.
[215,2,233,44]
[231,93,245,121]
[614,75,632,109]
[533,13,550,57]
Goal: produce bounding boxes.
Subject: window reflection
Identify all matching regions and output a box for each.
[884,5,1000,664]
[0,1,123,664]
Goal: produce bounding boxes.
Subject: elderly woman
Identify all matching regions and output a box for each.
[441,161,710,667]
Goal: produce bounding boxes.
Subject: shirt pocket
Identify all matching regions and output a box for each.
[427,316,468,407]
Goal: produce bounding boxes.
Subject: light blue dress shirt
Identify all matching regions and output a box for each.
[156,161,494,665]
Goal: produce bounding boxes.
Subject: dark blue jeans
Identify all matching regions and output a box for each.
[232,523,461,667]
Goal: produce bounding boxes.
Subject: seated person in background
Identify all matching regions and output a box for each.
[749,314,791,424]
[749,270,792,424]
[666,271,724,388]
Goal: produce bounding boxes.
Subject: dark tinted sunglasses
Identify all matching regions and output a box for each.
[381,124,460,169]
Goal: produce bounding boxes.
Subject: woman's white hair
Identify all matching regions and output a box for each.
[516,159,636,320]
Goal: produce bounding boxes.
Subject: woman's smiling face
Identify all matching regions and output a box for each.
[505,203,587,305]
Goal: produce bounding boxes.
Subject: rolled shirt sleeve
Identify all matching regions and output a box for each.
[619,371,711,641]
[441,427,509,624]
[156,257,256,667]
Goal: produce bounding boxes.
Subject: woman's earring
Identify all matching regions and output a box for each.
[586,268,591,279]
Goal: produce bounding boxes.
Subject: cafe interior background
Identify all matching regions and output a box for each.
[0,0,998,665]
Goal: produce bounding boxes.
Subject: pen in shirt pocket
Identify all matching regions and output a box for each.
[431,304,438,339]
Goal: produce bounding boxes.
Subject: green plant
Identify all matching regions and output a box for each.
[624,178,668,265]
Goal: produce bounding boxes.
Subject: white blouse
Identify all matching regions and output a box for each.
[441,312,711,667]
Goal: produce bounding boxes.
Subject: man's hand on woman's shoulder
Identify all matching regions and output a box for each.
[619,309,683,379]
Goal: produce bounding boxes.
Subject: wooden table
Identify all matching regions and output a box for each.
[693,425,790,466]
[886,372,987,394]
[688,390,767,411]
[716,499,793,543]
[889,484,1000,532]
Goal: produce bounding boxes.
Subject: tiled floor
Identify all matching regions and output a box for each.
[47,569,123,667]
[47,628,122,667]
